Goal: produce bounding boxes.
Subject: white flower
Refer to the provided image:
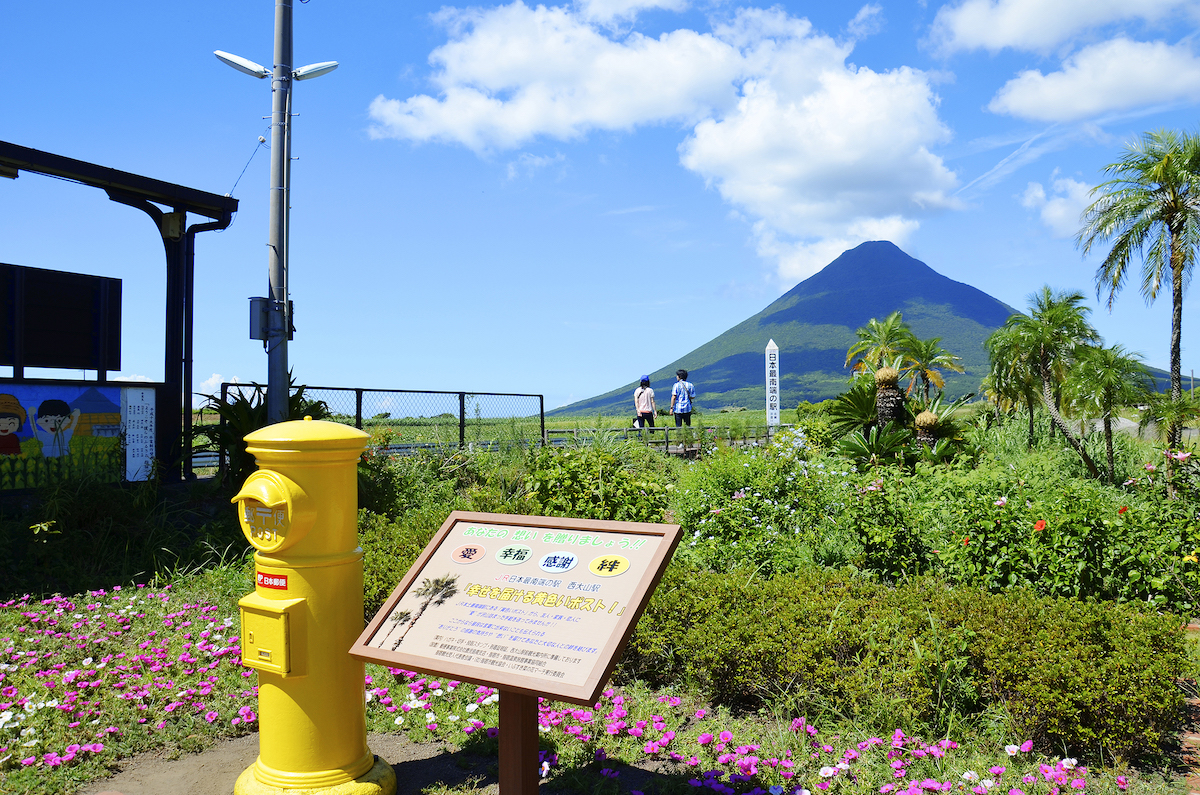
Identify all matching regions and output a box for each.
[466,703,479,713]
[425,712,436,723]
[448,715,460,722]
[432,688,444,696]
[962,771,979,782]
[1004,745,1019,756]
[982,780,995,790]
[19,727,35,737]
[819,767,837,777]
[82,657,93,666]
[1061,759,1077,771]
[394,715,404,726]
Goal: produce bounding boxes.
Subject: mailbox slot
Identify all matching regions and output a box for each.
[239,593,307,678]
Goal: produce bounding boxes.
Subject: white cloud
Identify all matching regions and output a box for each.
[577,0,687,25]
[755,216,921,282]
[847,4,884,40]
[506,152,566,179]
[369,2,743,151]
[928,0,1193,54]
[680,68,957,240]
[988,38,1200,122]
[1020,176,1093,237]
[369,3,958,283]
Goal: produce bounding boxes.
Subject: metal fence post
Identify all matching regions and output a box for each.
[355,389,363,430]
[539,396,545,447]
[459,392,466,448]
[218,382,229,477]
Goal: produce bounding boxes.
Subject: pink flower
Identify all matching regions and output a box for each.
[698,733,714,745]
[1019,741,1033,753]
[1116,777,1128,791]
[994,497,1007,507]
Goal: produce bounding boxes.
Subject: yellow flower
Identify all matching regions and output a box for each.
[1184,554,1198,563]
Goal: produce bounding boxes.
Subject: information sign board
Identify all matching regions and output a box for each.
[351,511,680,706]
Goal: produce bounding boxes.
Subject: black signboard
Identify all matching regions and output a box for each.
[0,263,121,372]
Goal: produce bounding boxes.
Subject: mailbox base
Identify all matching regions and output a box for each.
[234,754,396,795]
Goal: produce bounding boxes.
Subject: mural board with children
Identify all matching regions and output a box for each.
[0,384,156,489]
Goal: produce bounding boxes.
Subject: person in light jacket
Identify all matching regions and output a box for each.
[633,376,656,428]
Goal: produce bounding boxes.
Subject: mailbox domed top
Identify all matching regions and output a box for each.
[244,417,370,457]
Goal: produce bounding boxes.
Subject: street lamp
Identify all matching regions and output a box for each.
[215,0,337,424]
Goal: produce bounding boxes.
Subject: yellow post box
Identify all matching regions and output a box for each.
[232,417,395,795]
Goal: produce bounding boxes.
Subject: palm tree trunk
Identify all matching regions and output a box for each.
[391,597,433,650]
[1170,238,1184,447]
[1025,391,1036,449]
[1103,415,1114,485]
[1041,374,1101,479]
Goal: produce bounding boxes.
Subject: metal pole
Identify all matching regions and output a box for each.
[266,0,293,424]
[459,392,466,448]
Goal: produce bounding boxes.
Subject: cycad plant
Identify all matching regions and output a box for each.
[874,364,906,429]
[192,374,331,486]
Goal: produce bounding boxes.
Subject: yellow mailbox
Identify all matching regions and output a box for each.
[232,417,395,795]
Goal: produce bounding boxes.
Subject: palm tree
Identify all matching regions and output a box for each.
[994,287,1102,477]
[1078,129,1200,447]
[845,312,910,374]
[900,333,964,404]
[390,574,459,651]
[984,325,1040,448]
[1065,344,1153,484]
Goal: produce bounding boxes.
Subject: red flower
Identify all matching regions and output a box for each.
[1033,520,1047,531]
[962,537,969,546]
[1118,506,1128,515]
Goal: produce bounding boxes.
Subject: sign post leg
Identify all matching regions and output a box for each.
[499,690,540,795]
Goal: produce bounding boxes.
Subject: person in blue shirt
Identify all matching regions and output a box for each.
[670,369,696,427]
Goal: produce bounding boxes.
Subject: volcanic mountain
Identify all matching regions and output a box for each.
[555,241,1020,416]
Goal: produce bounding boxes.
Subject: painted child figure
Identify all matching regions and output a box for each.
[0,394,27,456]
[28,399,80,458]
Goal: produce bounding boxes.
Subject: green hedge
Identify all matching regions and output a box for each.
[621,564,1188,763]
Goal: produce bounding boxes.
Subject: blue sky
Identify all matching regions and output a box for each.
[2,0,1199,410]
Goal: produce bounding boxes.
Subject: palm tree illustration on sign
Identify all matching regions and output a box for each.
[390,574,459,650]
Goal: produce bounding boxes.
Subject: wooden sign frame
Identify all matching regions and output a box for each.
[350,511,681,707]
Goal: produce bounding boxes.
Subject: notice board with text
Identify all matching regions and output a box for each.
[350,511,681,706]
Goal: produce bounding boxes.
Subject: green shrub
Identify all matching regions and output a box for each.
[525,443,670,523]
[0,475,245,598]
[912,460,1200,614]
[621,564,1187,763]
[670,439,856,575]
[840,474,929,581]
[359,507,446,619]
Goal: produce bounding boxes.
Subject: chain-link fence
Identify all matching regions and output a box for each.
[218,383,544,454]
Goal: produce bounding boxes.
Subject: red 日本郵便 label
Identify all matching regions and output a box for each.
[257,571,288,590]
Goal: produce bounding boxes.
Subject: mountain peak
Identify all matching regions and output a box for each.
[552,242,1019,415]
